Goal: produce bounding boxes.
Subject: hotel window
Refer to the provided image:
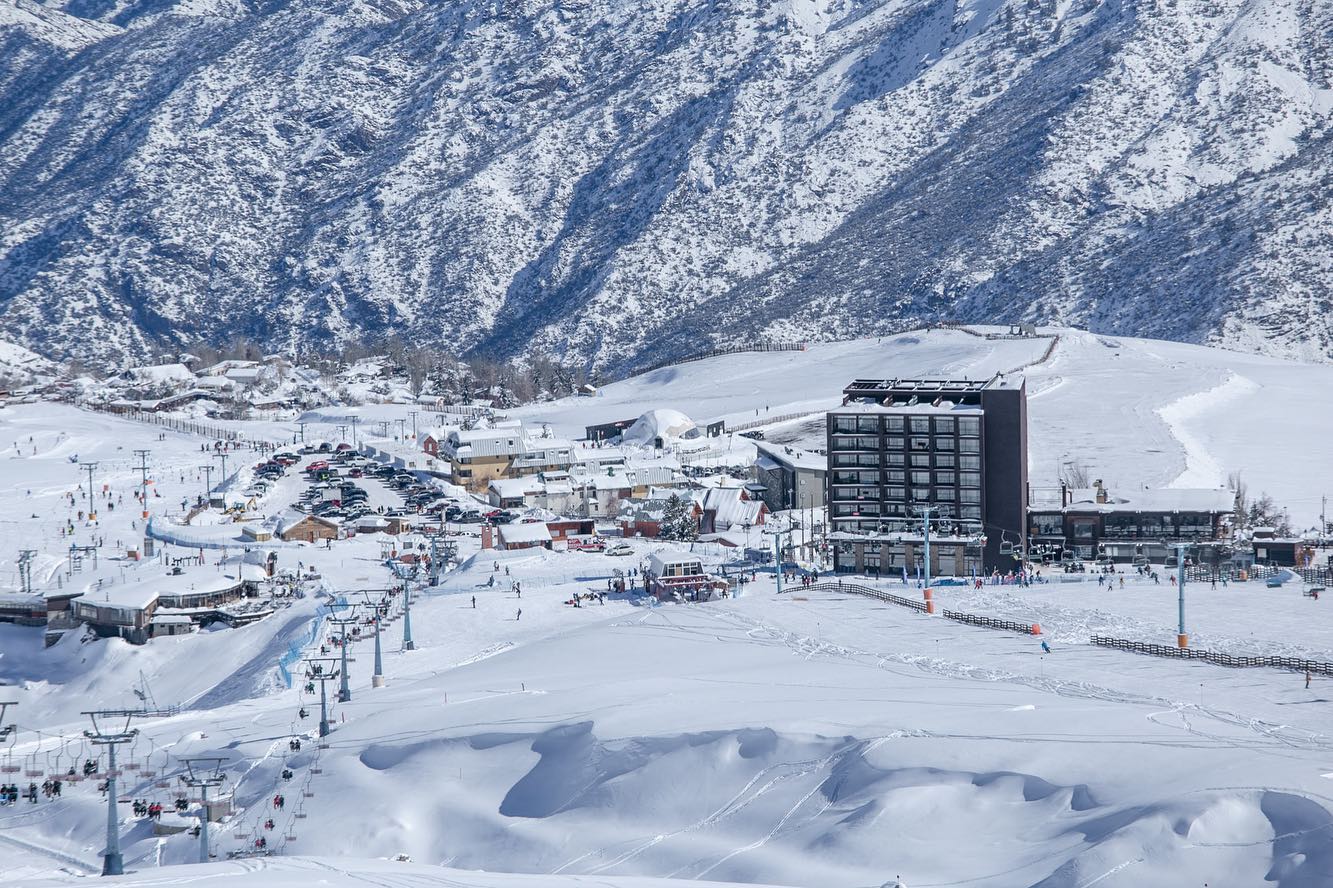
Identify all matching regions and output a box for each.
[958,417,981,436]
[833,416,857,433]
[961,506,981,519]
[911,454,931,467]
[884,470,905,483]
[959,438,980,453]
[960,472,981,488]
[935,437,955,451]
[911,470,932,485]
[959,454,981,470]
[912,488,932,502]
[934,417,955,433]
[935,453,955,468]
[886,486,906,500]
[960,488,981,504]
[910,437,931,451]
[936,471,956,485]
[886,453,905,466]
[857,416,880,433]
[885,436,905,450]
[910,417,931,433]
[886,416,905,432]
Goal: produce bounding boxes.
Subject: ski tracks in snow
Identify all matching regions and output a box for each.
[1157,371,1259,489]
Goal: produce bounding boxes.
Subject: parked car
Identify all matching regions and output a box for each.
[568,537,605,552]
[604,542,634,557]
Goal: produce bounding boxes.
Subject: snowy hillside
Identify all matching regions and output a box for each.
[0,0,1330,369]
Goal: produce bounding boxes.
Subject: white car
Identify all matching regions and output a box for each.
[604,542,634,557]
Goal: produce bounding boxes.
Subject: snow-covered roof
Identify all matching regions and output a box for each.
[490,477,545,498]
[622,409,702,446]
[122,363,194,384]
[498,522,552,545]
[648,550,704,572]
[1061,488,1235,514]
[834,401,983,414]
[753,440,826,473]
[701,487,764,529]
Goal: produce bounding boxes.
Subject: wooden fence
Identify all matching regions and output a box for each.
[82,402,244,441]
[726,410,825,434]
[941,610,1037,635]
[639,341,807,375]
[806,582,927,612]
[1090,636,1333,676]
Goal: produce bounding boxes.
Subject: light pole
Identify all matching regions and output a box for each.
[180,757,226,863]
[773,532,785,594]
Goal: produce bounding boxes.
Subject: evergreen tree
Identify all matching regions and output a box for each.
[661,494,697,542]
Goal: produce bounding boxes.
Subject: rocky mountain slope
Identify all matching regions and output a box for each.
[0,0,1329,373]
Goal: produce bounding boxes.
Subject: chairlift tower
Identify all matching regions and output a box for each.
[0,701,16,743]
[914,505,940,590]
[133,450,151,520]
[199,464,214,502]
[215,452,230,491]
[1171,542,1190,648]
[179,757,227,863]
[83,462,100,520]
[17,550,36,594]
[358,591,391,688]
[327,607,361,702]
[408,410,419,442]
[302,659,340,738]
[82,710,141,876]
[401,582,415,651]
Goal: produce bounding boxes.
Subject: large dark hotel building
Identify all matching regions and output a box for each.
[825,376,1028,575]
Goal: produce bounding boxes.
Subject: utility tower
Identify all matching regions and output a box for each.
[215,452,229,491]
[303,659,340,738]
[408,411,419,442]
[133,450,151,520]
[179,757,227,863]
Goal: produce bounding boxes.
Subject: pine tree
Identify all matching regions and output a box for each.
[661,494,697,542]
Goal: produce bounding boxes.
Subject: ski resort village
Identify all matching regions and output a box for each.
[2,326,1333,888]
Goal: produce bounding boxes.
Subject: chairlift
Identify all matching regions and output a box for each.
[284,832,297,842]
[309,767,322,774]
[302,790,314,798]
[998,532,1016,557]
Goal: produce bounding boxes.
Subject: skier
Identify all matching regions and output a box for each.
[471,596,476,608]
[516,608,522,621]
[1040,640,1051,654]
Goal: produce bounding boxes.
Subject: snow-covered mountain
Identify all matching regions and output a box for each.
[0,0,1330,372]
